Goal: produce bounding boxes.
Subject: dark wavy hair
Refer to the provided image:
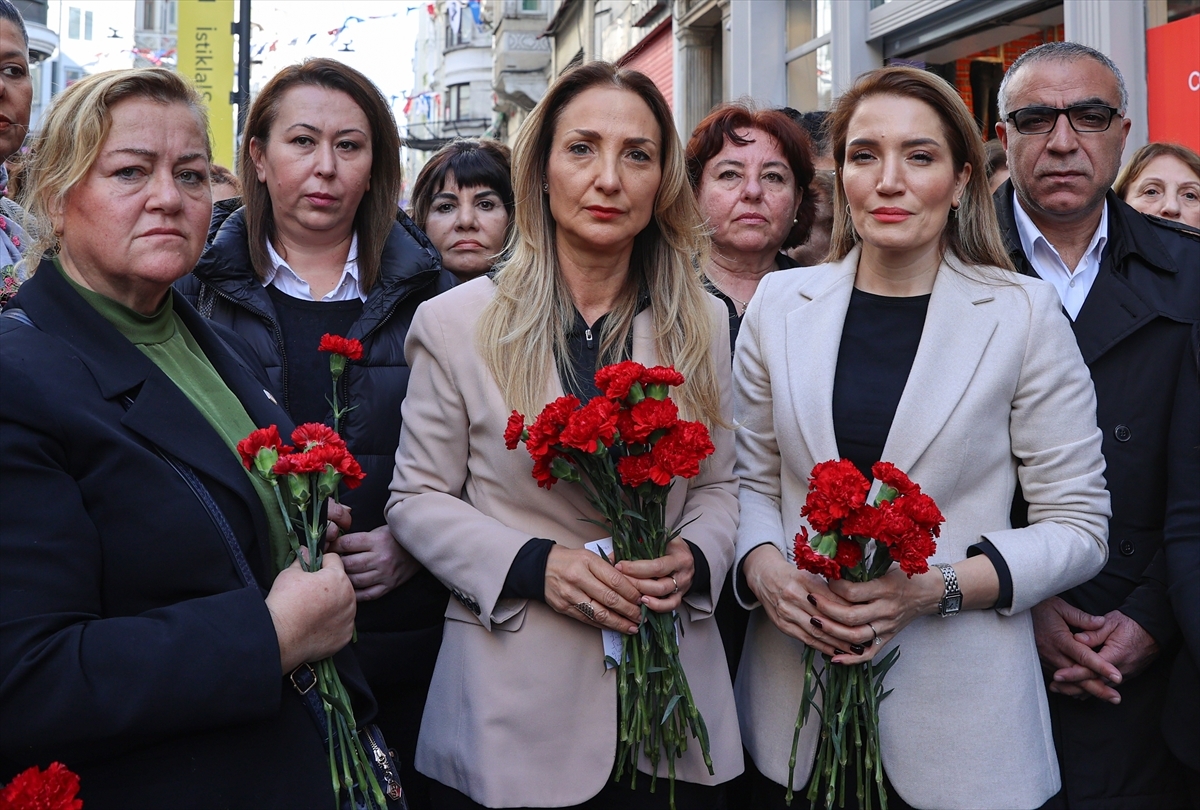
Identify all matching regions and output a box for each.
[685,102,817,250]
[410,138,514,237]
[239,58,402,292]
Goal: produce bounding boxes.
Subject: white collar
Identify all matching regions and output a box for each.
[262,234,365,302]
[1012,190,1108,275]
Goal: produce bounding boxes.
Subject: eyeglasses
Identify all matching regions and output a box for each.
[1006,105,1122,135]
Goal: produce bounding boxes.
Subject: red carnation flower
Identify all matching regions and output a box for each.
[0,762,83,810]
[318,333,364,361]
[236,425,291,470]
[897,491,944,536]
[594,361,646,400]
[793,527,842,580]
[504,411,527,451]
[531,451,562,489]
[646,420,714,484]
[871,461,919,498]
[617,397,679,444]
[639,366,685,388]
[617,452,655,487]
[834,539,864,570]
[801,459,870,534]
[525,396,579,461]
[291,422,347,452]
[559,397,621,454]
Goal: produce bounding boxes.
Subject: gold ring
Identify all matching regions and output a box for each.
[574,602,596,621]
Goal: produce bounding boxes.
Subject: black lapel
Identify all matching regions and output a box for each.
[1069,256,1157,365]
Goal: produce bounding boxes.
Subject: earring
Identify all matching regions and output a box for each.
[951,199,961,210]
[543,182,549,193]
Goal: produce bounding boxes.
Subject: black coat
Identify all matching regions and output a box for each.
[995,185,1200,805]
[0,261,372,809]
[175,203,456,755]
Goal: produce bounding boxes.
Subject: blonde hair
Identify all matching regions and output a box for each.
[826,67,1014,274]
[22,68,210,263]
[477,61,723,427]
[1114,141,1200,200]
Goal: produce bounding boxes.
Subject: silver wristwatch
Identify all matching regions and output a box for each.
[936,563,962,617]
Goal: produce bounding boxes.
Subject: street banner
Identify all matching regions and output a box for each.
[177,0,236,168]
[1147,15,1200,153]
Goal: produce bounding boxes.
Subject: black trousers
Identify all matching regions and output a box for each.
[429,772,728,810]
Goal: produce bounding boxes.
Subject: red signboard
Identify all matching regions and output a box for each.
[1147,15,1200,152]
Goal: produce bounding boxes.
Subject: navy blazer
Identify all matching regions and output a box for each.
[0,261,370,809]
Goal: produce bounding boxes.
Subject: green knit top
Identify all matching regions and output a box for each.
[59,261,293,575]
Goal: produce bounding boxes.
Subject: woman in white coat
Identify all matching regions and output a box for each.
[733,67,1110,810]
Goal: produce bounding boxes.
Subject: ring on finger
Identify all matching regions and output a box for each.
[670,576,679,595]
[868,622,882,646]
[574,602,596,621]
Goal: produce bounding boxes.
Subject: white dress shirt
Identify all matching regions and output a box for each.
[263,235,367,302]
[1012,191,1107,320]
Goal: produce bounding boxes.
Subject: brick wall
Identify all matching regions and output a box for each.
[953,24,1065,139]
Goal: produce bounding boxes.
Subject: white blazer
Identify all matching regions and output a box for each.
[732,248,1110,810]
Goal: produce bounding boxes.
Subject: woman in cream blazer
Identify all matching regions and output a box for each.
[733,68,1110,810]
[386,63,741,809]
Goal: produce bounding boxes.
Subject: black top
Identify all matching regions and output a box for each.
[706,252,799,357]
[832,288,930,480]
[265,286,363,427]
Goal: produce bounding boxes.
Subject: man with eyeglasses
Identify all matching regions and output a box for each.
[993,41,1200,810]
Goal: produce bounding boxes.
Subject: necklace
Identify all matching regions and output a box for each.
[706,271,753,313]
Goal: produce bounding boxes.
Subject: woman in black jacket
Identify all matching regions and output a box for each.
[176,59,454,810]
[1,68,362,809]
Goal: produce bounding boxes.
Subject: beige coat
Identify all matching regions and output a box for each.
[732,248,1110,810]
[386,277,742,807]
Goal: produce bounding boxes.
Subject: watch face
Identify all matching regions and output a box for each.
[944,594,963,614]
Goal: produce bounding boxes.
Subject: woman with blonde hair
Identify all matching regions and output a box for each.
[733,66,1109,808]
[1,67,362,808]
[1113,141,1200,229]
[387,61,742,809]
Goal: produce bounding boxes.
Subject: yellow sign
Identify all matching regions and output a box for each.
[176,0,236,169]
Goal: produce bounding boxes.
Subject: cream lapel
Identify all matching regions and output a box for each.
[783,248,860,469]
[880,254,999,472]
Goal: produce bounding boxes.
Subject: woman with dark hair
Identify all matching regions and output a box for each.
[387,61,741,809]
[733,67,1109,809]
[410,138,513,282]
[685,102,816,354]
[176,57,455,810]
[1,0,33,292]
[2,67,361,808]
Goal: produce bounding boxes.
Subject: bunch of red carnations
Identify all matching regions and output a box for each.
[505,361,716,810]
[787,459,944,809]
[1,762,82,810]
[237,423,388,810]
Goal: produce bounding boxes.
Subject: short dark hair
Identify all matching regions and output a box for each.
[410,138,513,235]
[984,139,1007,178]
[686,102,817,249]
[780,108,830,157]
[239,58,402,292]
[0,0,29,49]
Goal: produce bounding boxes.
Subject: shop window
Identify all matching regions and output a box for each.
[788,44,832,113]
[787,0,830,50]
[1169,0,1200,20]
[521,0,542,11]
